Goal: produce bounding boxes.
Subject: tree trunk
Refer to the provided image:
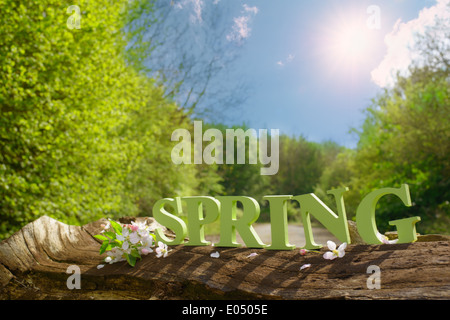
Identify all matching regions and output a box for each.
[1,216,449,300]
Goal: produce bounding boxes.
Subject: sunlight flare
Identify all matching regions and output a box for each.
[317,7,380,78]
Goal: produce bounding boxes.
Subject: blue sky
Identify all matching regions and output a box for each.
[225,0,443,148]
[165,0,448,148]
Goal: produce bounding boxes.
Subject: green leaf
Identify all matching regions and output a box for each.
[130,249,141,259]
[99,240,109,255]
[94,234,109,241]
[109,219,123,235]
[103,231,116,240]
[109,242,118,248]
[126,254,136,267]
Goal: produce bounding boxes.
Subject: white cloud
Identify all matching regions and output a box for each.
[243,4,259,15]
[190,0,204,23]
[276,53,295,67]
[226,4,259,44]
[371,0,450,87]
[227,15,251,42]
[174,0,204,23]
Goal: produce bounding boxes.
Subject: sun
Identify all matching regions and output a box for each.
[332,26,370,61]
[317,8,377,78]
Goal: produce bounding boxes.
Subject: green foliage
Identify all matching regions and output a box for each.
[352,65,450,233]
[313,23,450,234]
[203,122,269,200]
[313,148,360,218]
[0,0,139,237]
[312,64,449,234]
[126,115,223,216]
[0,0,222,239]
[267,136,326,221]
[272,135,323,196]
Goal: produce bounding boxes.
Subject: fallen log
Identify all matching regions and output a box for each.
[0,215,449,300]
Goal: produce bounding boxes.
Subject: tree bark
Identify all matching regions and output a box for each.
[0,215,449,300]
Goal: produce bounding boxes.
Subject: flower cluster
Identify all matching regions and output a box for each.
[94,219,170,267]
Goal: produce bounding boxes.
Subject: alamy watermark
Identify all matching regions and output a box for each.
[66,264,81,289]
[171,121,279,175]
[366,5,381,30]
[67,5,81,30]
[366,265,381,289]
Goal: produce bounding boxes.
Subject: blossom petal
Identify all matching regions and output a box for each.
[97,264,105,269]
[129,232,140,244]
[338,249,346,258]
[210,251,220,258]
[247,253,258,258]
[300,264,311,271]
[323,251,335,260]
[338,242,347,251]
[116,234,125,241]
[327,240,336,251]
[377,232,391,244]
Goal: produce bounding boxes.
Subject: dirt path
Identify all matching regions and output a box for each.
[206,223,339,248]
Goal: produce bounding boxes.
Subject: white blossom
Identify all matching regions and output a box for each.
[96,220,169,267]
[323,241,347,260]
[156,241,169,258]
[377,232,399,244]
[210,251,220,258]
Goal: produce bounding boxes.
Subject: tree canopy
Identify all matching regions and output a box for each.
[0,0,221,238]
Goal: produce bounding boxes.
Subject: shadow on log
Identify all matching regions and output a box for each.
[0,216,449,300]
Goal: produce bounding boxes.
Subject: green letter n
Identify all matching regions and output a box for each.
[293,188,351,250]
